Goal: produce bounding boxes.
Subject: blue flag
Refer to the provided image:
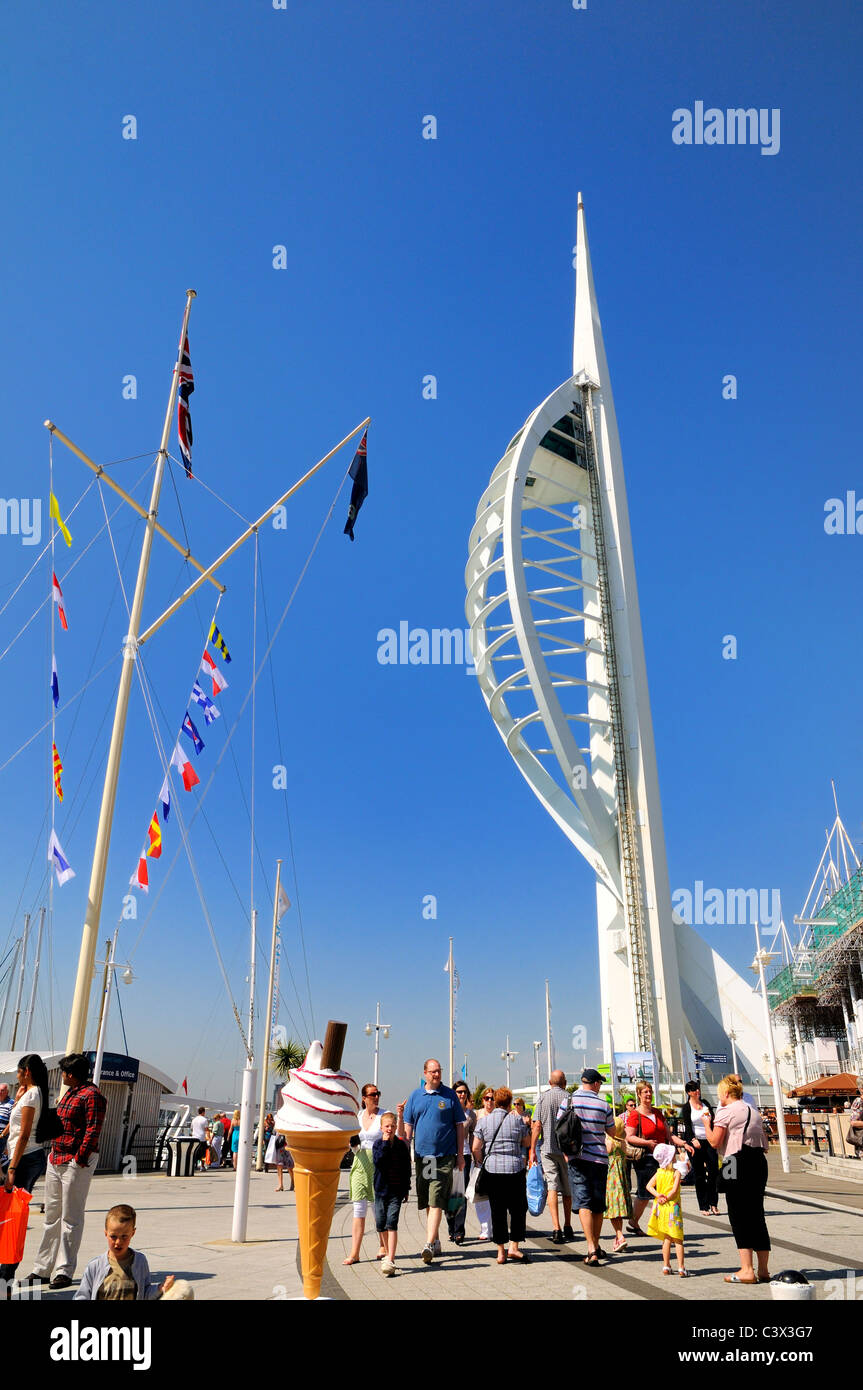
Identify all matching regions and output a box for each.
[191,680,221,726]
[51,655,59,709]
[181,711,205,755]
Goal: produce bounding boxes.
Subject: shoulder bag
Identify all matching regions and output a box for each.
[466,1110,506,1203]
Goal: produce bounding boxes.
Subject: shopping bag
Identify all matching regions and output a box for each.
[0,1186,32,1266]
[465,1164,484,1204]
[526,1160,547,1217]
[447,1165,466,1214]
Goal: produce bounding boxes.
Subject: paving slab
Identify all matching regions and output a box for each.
[11,1143,863,1302]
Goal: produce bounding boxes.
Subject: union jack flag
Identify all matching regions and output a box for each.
[177,336,194,479]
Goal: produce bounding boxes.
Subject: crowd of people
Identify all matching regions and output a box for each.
[339,1058,774,1284]
[0,1047,778,1294]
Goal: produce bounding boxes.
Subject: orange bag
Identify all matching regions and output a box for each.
[0,1186,32,1265]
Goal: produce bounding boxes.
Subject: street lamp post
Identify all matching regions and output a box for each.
[532,1041,543,1104]
[728,1028,738,1075]
[501,1035,519,1090]
[364,1002,391,1089]
[751,924,791,1174]
[92,927,135,1088]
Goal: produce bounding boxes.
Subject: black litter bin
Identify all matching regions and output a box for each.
[166,1136,199,1177]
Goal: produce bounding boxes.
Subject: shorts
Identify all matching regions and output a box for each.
[632,1155,658,1201]
[541,1150,572,1196]
[374,1194,403,1232]
[568,1158,608,1215]
[414,1154,455,1211]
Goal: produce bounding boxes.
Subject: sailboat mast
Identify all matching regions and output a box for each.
[10,913,31,1051]
[61,290,197,1056]
[0,938,22,1045]
[23,906,46,1049]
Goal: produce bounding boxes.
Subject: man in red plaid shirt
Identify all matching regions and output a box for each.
[28,1053,106,1290]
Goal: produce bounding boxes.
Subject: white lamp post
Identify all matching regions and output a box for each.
[92,928,135,1088]
[364,1002,391,1089]
[501,1035,519,1090]
[532,1041,543,1103]
[750,924,791,1174]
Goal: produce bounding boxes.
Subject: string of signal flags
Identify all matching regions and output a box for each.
[129,622,231,894]
[44,384,369,891]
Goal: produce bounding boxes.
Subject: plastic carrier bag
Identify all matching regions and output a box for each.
[526,1160,547,1217]
[0,1186,32,1266]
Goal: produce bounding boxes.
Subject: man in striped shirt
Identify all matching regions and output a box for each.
[565,1068,616,1265]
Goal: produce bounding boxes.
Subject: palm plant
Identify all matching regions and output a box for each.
[472,1081,490,1107]
[270,1038,307,1078]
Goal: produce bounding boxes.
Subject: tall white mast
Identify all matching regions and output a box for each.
[57,290,197,1056]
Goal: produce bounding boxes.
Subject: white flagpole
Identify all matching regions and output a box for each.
[448,937,454,1087]
[256,860,283,1171]
[545,980,553,1074]
[60,290,197,1057]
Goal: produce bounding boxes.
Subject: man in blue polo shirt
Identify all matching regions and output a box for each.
[403,1059,465,1265]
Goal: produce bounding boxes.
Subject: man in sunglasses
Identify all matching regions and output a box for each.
[403,1060,465,1265]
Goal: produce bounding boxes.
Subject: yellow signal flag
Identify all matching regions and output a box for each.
[52,741,64,802]
[49,492,72,547]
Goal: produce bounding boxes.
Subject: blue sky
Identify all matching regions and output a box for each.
[0,0,861,1104]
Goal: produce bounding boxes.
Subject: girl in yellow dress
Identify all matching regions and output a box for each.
[646,1144,690,1276]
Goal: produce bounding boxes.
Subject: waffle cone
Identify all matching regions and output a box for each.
[285,1129,356,1300]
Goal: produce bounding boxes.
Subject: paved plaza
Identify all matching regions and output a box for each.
[11,1144,863,1302]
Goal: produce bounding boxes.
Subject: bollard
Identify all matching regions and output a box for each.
[770,1270,814,1302]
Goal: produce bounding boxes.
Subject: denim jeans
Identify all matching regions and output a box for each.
[374,1193,402,1232]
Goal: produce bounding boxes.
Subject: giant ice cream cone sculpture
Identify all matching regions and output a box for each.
[275,1021,359,1300]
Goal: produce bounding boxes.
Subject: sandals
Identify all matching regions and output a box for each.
[662,1266,672,1275]
[724,1274,758,1284]
[584,1252,601,1267]
[508,1251,529,1263]
[678,1269,691,1277]
[612,1238,627,1252]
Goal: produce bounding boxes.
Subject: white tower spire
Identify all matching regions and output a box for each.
[466,196,782,1082]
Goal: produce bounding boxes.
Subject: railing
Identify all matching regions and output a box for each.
[123,1123,171,1174]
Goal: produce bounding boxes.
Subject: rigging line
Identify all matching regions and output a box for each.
[0,657,118,776]
[124,462,350,959]
[0,472,97,614]
[165,449,252,525]
[112,967,129,1056]
[223,734,312,1039]
[22,676,130,941]
[138,632,312,1042]
[251,532,258,920]
[0,463,153,658]
[258,551,315,1034]
[130,644,251,1060]
[96,482,132,618]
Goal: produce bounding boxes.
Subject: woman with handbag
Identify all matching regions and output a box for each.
[472,1086,531,1265]
[703,1075,770,1285]
[680,1080,720,1214]
[1,1054,52,1286]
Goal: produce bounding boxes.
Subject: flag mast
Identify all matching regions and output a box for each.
[448,936,454,1087]
[59,290,197,1057]
[255,858,283,1171]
